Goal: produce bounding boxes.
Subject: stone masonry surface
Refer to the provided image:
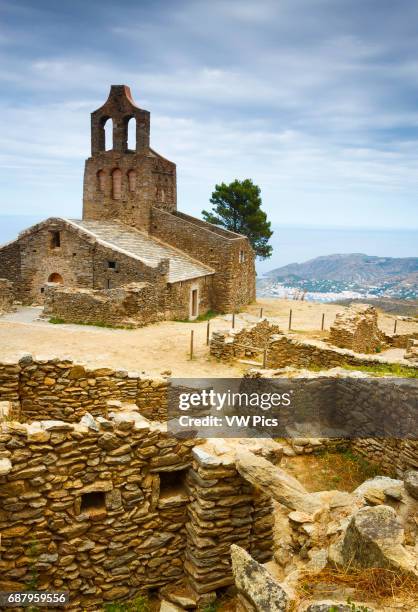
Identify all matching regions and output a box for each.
[0,407,275,610]
[0,278,14,314]
[43,282,165,328]
[329,304,387,353]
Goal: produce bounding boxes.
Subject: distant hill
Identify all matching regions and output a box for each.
[261,253,418,300]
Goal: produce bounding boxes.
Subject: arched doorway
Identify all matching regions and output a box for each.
[48,272,63,284]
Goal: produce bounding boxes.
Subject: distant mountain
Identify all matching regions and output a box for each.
[260,253,418,300]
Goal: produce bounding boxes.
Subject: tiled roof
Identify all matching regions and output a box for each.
[67,219,214,283]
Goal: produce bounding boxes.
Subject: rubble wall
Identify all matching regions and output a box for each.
[0,355,168,423]
[43,282,165,328]
[0,278,14,314]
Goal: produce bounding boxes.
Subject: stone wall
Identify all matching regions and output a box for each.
[0,412,274,610]
[329,304,387,353]
[43,282,165,328]
[0,278,14,314]
[83,85,176,233]
[0,355,169,423]
[210,320,281,361]
[185,446,274,599]
[0,241,22,300]
[0,412,194,610]
[150,208,256,312]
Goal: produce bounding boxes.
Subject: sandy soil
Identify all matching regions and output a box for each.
[0,298,416,376]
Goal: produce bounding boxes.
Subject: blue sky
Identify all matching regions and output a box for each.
[1,0,418,229]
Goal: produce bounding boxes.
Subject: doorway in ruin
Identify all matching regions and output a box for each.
[48,272,64,284]
[190,288,198,319]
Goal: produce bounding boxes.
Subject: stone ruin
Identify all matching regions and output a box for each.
[43,282,165,328]
[0,355,279,610]
[230,451,418,611]
[0,278,14,315]
[328,304,387,354]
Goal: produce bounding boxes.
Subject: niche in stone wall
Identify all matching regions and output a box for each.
[158,468,188,500]
[80,491,106,516]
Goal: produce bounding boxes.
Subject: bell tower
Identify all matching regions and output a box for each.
[82,85,177,232]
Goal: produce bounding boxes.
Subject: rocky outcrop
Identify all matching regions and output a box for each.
[341,505,417,577]
[235,449,325,515]
[231,545,290,612]
[404,470,418,499]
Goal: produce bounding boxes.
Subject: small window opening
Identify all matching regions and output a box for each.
[108,260,116,269]
[50,231,61,249]
[48,272,63,284]
[159,469,187,499]
[239,250,245,263]
[107,279,111,289]
[81,491,106,514]
[40,287,44,293]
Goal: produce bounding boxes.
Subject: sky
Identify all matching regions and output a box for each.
[1,0,418,230]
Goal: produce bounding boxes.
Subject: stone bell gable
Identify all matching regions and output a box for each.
[83,85,177,232]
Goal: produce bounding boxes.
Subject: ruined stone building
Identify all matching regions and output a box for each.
[0,85,255,321]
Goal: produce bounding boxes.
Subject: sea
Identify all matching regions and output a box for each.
[0,216,417,300]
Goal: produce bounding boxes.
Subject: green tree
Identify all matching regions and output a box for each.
[202,179,273,259]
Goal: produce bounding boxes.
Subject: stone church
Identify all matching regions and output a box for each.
[0,85,255,322]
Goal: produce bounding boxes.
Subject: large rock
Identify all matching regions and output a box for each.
[235,450,325,515]
[404,470,418,500]
[231,545,290,611]
[341,505,417,577]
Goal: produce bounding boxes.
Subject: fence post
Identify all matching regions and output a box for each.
[321,313,325,331]
[262,349,267,368]
[190,330,194,360]
[394,319,397,334]
[232,312,235,329]
[260,307,263,319]
[206,321,210,346]
[288,309,292,331]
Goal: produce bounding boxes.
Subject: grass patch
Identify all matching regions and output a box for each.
[297,566,418,609]
[175,310,221,323]
[49,318,133,329]
[283,448,385,492]
[342,362,417,378]
[103,594,150,612]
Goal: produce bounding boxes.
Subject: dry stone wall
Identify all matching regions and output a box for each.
[185,446,274,599]
[265,333,417,371]
[43,282,165,328]
[329,304,387,353]
[0,355,169,423]
[0,413,195,610]
[0,410,275,610]
[210,320,281,361]
[0,279,14,314]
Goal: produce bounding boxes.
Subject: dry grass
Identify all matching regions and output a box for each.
[282,449,384,493]
[297,566,418,609]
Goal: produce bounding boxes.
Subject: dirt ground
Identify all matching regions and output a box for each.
[0,298,416,376]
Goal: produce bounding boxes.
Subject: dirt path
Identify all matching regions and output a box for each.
[0,298,416,376]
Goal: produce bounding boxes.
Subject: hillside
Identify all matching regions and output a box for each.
[260,253,418,300]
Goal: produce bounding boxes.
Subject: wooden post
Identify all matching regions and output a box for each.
[321,313,325,331]
[394,319,397,334]
[206,321,210,346]
[232,313,235,329]
[260,307,263,319]
[288,309,292,330]
[190,330,194,360]
[262,349,267,369]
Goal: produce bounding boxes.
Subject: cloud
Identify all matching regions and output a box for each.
[0,0,417,229]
